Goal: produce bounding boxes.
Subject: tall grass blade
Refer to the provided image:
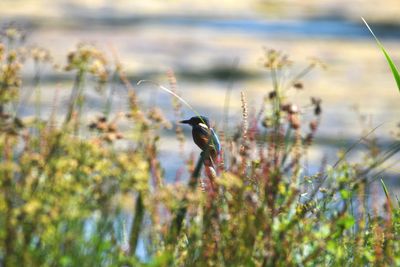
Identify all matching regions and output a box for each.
[380,179,393,211]
[362,17,400,93]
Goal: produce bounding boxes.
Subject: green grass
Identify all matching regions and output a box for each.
[363,17,400,93]
[0,25,399,267]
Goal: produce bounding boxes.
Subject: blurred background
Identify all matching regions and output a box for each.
[1,0,399,188]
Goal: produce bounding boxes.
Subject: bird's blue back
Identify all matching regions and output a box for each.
[210,128,221,154]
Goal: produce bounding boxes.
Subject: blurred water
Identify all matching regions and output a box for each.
[107,17,400,39]
[2,12,400,199]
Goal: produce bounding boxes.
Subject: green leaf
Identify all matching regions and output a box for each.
[340,189,351,200]
[362,17,400,93]
[147,252,173,267]
[327,240,337,253]
[338,215,355,229]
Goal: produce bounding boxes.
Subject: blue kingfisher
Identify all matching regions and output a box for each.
[180,116,221,166]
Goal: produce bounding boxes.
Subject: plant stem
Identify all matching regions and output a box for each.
[64,68,85,130]
[34,60,41,121]
[103,70,117,119]
[168,153,203,244]
[129,192,144,254]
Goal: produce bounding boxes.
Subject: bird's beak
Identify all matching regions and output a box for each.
[180,119,190,124]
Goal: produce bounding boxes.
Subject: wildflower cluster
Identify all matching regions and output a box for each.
[65,43,108,83]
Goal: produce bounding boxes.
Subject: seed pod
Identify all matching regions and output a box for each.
[108,123,117,133]
[88,122,97,130]
[96,121,108,131]
[311,97,322,115]
[314,105,322,116]
[98,116,107,123]
[282,103,298,114]
[309,120,318,131]
[293,82,303,89]
[262,117,271,128]
[305,133,313,145]
[268,91,276,99]
[288,114,300,130]
[115,132,124,139]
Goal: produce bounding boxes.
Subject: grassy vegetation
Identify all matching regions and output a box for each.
[0,25,399,267]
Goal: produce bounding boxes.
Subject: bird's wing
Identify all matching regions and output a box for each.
[210,128,221,154]
[196,125,210,137]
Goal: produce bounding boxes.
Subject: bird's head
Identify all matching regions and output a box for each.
[180,116,210,128]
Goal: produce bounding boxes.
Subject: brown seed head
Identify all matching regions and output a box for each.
[293,82,303,89]
[309,120,318,131]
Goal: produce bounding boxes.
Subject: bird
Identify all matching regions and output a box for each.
[180,116,221,166]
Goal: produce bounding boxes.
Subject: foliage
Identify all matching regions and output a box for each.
[0,25,399,267]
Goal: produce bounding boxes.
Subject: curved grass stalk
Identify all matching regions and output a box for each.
[137,79,220,158]
[137,80,197,116]
[363,17,400,93]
